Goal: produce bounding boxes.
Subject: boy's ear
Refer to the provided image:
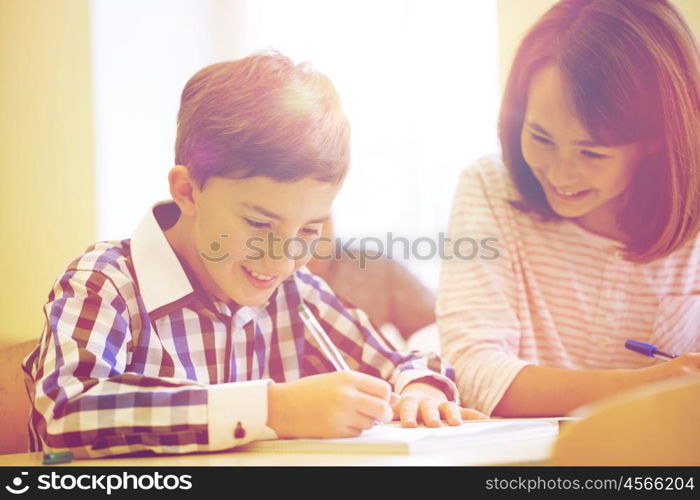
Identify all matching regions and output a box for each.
[169,165,198,217]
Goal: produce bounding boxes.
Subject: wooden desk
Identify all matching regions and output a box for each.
[0,433,556,466]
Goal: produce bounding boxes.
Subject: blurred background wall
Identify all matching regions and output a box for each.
[498,0,700,89]
[1,0,95,347]
[1,0,699,347]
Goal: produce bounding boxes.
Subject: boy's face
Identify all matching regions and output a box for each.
[190,175,340,306]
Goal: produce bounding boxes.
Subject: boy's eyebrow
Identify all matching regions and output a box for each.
[242,202,329,225]
[525,120,604,147]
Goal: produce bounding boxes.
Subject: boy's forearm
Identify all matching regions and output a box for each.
[37,386,211,458]
[35,376,274,458]
[491,364,668,417]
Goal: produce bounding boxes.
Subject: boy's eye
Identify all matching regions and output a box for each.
[244,218,271,229]
[581,150,609,160]
[530,132,553,145]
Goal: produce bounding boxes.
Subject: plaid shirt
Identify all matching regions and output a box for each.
[23,202,456,458]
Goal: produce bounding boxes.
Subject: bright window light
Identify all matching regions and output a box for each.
[92,0,500,289]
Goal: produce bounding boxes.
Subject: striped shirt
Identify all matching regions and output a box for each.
[23,201,456,458]
[437,156,700,415]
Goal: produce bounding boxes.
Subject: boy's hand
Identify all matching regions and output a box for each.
[267,371,393,439]
[393,381,488,427]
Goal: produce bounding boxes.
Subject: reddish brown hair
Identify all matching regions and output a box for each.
[499,0,700,262]
[175,52,350,186]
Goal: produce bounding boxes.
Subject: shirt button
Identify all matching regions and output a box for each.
[214,301,232,316]
[594,336,610,347]
[234,421,245,439]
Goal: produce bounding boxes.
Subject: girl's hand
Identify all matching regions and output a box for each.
[649,352,700,379]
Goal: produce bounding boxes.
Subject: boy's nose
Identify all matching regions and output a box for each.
[266,256,295,278]
[267,237,302,276]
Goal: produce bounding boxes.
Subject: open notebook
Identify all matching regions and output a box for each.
[238,419,562,455]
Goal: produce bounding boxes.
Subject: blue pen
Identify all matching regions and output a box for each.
[625,340,679,361]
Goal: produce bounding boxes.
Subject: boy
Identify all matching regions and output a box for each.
[23,52,483,458]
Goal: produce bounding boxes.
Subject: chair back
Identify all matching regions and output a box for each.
[0,339,38,455]
[551,376,700,465]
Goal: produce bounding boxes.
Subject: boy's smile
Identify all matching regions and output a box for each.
[240,263,279,290]
[167,166,340,306]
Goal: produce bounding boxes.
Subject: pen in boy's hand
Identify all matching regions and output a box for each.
[297,304,350,371]
[297,303,388,426]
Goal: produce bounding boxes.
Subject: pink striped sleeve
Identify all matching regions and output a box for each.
[437,160,530,414]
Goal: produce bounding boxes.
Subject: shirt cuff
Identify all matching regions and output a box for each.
[207,379,278,450]
[393,369,459,403]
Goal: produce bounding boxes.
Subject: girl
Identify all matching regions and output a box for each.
[438,0,700,416]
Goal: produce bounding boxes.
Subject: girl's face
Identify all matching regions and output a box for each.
[520,65,647,239]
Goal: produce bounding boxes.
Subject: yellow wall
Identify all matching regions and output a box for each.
[0,0,95,347]
[498,0,700,88]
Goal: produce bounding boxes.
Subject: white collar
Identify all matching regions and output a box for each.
[130,201,194,313]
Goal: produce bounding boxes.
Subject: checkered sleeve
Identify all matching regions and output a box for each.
[25,269,268,458]
[295,269,458,401]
